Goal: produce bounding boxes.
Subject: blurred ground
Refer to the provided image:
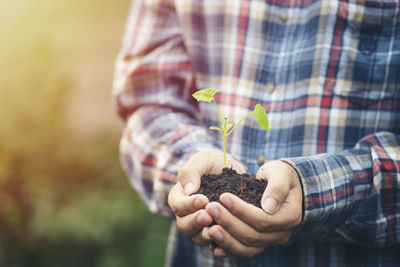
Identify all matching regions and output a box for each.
[0,0,171,266]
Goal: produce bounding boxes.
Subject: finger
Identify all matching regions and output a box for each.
[206,202,264,247]
[256,161,291,214]
[206,201,290,246]
[220,193,299,232]
[168,183,209,217]
[178,152,220,195]
[208,225,264,259]
[213,247,228,257]
[192,226,212,246]
[176,209,212,236]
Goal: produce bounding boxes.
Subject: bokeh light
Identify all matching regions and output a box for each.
[0,0,171,266]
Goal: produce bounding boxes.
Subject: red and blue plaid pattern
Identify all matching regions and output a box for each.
[113,0,400,266]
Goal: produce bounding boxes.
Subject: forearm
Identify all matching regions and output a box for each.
[120,105,221,216]
[114,0,222,216]
[284,132,400,245]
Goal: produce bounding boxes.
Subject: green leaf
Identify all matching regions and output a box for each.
[209,126,223,135]
[209,126,221,131]
[253,104,269,132]
[221,122,233,133]
[192,88,220,103]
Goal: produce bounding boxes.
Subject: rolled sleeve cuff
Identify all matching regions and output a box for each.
[282,153,355,242]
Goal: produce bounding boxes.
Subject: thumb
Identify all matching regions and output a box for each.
[256,161,291,214]
[178,152,219,195]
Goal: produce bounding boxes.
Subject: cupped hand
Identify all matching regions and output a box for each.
[204,160,303,258]
[168,151,247,246]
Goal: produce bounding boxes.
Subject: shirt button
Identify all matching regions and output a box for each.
[257,154,266,166]
[360,39,376,55]
[266,83,276,93]
[280,12,289,23]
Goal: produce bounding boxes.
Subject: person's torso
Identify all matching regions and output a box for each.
[175,0,400,174]
[169,1,400,266]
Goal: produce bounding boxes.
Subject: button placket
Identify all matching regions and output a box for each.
[280,12,289,23]
[360,39,377,55]
[266,83,276,93]
[257,154,266,166]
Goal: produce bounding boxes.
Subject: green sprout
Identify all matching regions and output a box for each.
[193,88,269,168]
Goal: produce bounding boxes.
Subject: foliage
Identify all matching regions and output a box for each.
[0,0,171,266]
[193,88,269,167]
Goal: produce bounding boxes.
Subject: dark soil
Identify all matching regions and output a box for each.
[198,168,267,208]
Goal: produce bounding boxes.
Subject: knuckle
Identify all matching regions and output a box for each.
[212,227,230,246]
[175,208,186,218]
[214,213,229,227]
[255,219,269,232]
[176,218,187,234]
[168,200,179,216]
[173,201,190,218]
[176,213,198,236]
[242,234,260,247]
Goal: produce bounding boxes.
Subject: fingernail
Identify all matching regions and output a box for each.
[202,227,210,240]
[197,211,207,225]
[220,194,232,209]
[263,197,278,214]
[213,229,224,242]
[208,206,220,220]
[194,198,204,209]
[215,247,227,257]
[184,181,194,195]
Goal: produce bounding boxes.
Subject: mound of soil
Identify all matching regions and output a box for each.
[198,168,267,208]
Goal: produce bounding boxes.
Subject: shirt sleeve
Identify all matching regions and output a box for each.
[113,0,220,217]
[283,132,400,246]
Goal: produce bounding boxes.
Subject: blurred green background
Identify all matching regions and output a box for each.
[0,0,171,266]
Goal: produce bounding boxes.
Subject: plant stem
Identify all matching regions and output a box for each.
[223,117,229,168]
[227,112,252,136]
[213,99,224,124]
[223,133,227,168]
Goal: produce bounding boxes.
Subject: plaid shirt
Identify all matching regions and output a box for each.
[113,0,400,266]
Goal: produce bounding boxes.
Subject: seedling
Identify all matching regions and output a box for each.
[193,88,269,168]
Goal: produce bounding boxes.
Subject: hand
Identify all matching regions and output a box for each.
[204,160,303,258]
[168,151,247,246]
